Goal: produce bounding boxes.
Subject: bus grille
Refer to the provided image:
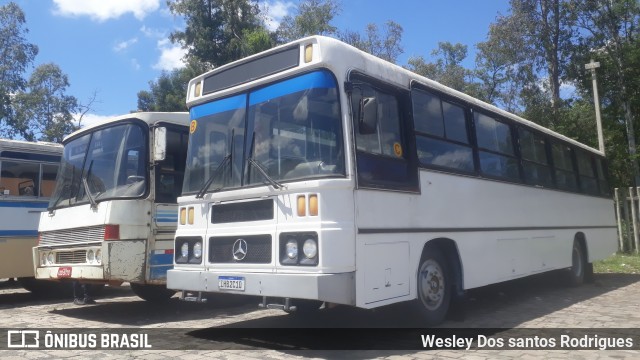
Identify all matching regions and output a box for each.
[40,226,105,247]
[56,250,86,264]
[209,235,272,264]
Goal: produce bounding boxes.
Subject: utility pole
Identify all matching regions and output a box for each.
[585,59,605,155]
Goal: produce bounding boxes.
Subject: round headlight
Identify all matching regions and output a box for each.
[286,239,298,259]
[303,239,318,259]
[41,253,47,266]
[95,250,102,264]
[180,242,189,258]
[193,242,202,259]
[47,252,54,265]
[87,249,95,263]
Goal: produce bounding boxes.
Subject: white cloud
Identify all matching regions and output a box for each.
[260,1,295,32]
[153,39,187,71]
[113,37,138,52]
[52,0,161,22]
[131,58,141,71]
[140,25,165,39]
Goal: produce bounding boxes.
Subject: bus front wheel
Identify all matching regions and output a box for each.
[130,283,175,302]
[415,247,451,326]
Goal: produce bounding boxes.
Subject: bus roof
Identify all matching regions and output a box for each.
[63,112,190,143]
[187,35,601,156]
[0,138,63,155]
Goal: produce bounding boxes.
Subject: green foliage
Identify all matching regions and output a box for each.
[406,42,474,93]
[11,63,79,143]
[339,20,404,64]
[276,0,340,43]
[0,2,38,137]
[594,253,640,274]
[137,61,210,112]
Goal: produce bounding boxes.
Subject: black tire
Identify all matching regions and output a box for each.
[567,240,586,286]
[415,246,451,326]
[130,283,175,302]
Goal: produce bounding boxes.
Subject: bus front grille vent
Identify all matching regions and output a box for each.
[209,235,272,263]
[55,250,87,264]
[40,226,105,246]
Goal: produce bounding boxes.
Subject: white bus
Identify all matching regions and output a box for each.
[34,113,190,301]
[167,36,617,324]
[0,139,62,292]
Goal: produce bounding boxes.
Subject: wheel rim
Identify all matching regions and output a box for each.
[572,243,583,277]
[418,259,445,311]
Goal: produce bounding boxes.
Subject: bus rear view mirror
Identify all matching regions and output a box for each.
[359,97,378,135]
[153,126,167,162]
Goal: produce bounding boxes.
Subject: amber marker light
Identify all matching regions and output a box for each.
[304,44,313,63]
[309,194,319,216]
[297,195,306,217]
[188,207,195,225]
[180,207,186,225]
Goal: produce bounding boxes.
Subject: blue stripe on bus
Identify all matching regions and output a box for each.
[156,219,177,223]
[0,201,48,208]
[0,230,38,236]
[149,265,172,280]
[149,253,173,266]
[190,93,247,119]
[249,70,336,106]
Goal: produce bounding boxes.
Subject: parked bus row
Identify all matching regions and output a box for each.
[0,36,617,325]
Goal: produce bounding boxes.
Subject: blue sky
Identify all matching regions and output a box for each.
[14,0,510,127]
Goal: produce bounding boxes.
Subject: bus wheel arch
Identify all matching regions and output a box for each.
[414,238,462,326]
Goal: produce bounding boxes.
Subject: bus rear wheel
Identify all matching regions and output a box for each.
[415,247,451,326]
[567,240,586,286]
[130,283,175,302]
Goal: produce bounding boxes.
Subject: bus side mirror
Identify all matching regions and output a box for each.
[153,127,167,162]
[359,97,378,135]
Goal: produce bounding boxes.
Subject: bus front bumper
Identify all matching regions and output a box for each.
[167,269,356,306]
[35,265,105,281]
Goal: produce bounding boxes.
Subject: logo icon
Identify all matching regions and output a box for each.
[7,330,40,348]
[232,239,248,261]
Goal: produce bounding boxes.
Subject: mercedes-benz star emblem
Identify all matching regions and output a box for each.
[232,238,248,261]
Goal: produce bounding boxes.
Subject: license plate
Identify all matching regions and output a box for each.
[218,276,245,291]
[57,267,72,278]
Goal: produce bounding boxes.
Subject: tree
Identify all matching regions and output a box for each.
[11,63,79,143]
[137,61,210,112]
[0,2,38,137]
[276,0,340,43]
[568,0,640,185]
[406,42,477,94]
[339,20,404,64]
[168,0,266,67]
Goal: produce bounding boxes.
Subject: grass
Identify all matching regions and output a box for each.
[594,252,640,274]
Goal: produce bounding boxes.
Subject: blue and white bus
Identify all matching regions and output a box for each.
[167,36,617,324]
[0,139,62,291]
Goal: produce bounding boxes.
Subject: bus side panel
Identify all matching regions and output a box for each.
[0,200,47,278]
[148,204,178,283]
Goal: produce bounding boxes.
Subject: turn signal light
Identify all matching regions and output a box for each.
[188,207,194,225]
[104,224,120,241]
[297,195,306,217]
[180,207,186,225]
[309,194,318,216]
[304,44,313,63]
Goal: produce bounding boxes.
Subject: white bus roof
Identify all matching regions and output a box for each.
[63,112,190,143]
[0,138,63,155]
[188,35,600,156]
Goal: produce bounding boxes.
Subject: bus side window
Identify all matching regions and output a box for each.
[156,128,188,203]
[474,112,520,182]
[551,143,578,191]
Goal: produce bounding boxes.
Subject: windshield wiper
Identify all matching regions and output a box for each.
[246,157,283,189]
[82,160,98,209]
[245,131,283,189]
[196,154,232,199]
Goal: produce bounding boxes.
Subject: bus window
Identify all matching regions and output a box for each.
[576,151,598,195]
[156,128,188,203]
[595,158,611,196]
[551,143,578,191]
[0,161,39,196]
[41,164,59,197]
[412,89,473,172]
[519,128,553,187]
[474,112,520,181]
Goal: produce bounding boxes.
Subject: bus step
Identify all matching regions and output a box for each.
[180,291,207,303]
[258,296,297,312]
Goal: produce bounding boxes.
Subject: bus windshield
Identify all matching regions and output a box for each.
[49,123,147,209]
[183,70,344,194]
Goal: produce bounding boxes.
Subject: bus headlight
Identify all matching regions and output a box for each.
[47,252,54,265]
[303,239,318,259]
[180,242,189,258]
[286,239,298,259]
[87,250,95,263]
[95,250,102,264]
[41,253,47,266]
[193,241,202,259]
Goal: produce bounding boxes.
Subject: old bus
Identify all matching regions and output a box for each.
[167,36,616,324]
[0,139,61,292]
[34,113,189,301]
